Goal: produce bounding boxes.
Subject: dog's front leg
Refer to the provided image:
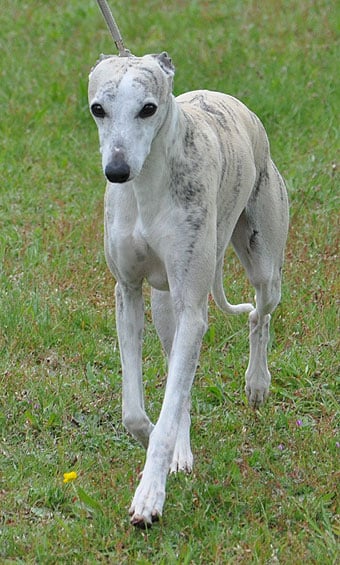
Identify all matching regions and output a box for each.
[129,305,207,527]
[115,283,154,448]
[151,289,193,473]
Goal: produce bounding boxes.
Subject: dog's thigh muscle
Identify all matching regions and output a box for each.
[231,160,289,313]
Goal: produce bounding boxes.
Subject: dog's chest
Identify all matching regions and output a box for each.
[104,188,169,289]
[131,224,169,290]
[110,228,169,291]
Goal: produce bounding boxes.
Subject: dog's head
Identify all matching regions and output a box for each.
[88,52,175,184]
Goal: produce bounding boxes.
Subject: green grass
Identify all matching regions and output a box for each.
[0,0,339,562]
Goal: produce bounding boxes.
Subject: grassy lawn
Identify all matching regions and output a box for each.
[0,0,339,562]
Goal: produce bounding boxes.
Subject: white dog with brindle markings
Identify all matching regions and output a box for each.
[88,51,289,527]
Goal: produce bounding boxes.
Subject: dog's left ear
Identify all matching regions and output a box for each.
[155,52,175,76]
[90,53,114,73]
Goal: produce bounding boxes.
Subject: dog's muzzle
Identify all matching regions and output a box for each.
[105,161,131,183]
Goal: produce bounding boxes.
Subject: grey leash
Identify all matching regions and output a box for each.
[96,0,131,56]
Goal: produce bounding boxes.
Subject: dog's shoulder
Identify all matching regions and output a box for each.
[177,90,247,115]
[177,90,263,138]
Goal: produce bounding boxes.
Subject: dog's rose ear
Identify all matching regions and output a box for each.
[99,53,113,62]
[90,53,115,73]
[155,52,175,76]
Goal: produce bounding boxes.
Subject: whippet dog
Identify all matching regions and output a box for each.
[88,52,289,527]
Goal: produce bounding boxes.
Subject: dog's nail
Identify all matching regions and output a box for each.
[130,515,151,529]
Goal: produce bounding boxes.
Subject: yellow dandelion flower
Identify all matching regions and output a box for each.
[63,471,78,484]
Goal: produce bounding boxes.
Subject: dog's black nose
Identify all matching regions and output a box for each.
[105,162,130,183]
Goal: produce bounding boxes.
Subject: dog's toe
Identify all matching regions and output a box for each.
[130,514,150,529]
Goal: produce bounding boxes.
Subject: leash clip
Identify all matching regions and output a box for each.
[96,0,132,57]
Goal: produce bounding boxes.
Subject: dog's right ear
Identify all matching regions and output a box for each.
[155,52,175,77]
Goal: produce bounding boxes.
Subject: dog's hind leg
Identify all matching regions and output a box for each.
[116,283,154,448]
[231,161,289,408]
[151,288,193,473]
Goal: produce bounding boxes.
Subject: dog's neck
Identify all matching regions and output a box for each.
[133,94,184,186]
[155,94,184,154]
[145,94,187,171]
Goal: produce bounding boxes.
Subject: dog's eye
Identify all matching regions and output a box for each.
[91,103,105,118]
[139,103,157,118]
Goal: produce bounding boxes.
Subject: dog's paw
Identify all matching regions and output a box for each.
[130,510,160,529]
[129,475,165,528]
[169,441,193,474]
[245,310,271,409]
[245,372,271,409]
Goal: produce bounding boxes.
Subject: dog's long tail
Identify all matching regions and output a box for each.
[212,258,254,315]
